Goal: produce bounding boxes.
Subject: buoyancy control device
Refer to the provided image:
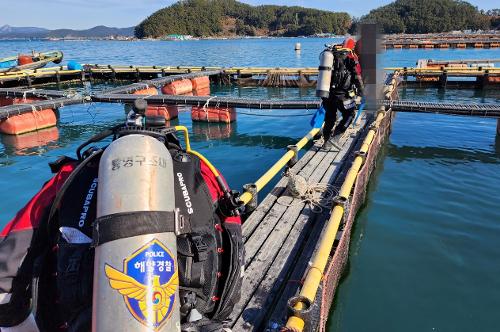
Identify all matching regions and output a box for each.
[0,99,244,332]
[316,44,356,99]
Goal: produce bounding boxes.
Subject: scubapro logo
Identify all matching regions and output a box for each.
[79,178,98,227]
[176,172,193,215]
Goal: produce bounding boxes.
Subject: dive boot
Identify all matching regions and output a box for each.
[330,135,342,150]
[322,139,334,151]
[322,136,341,151]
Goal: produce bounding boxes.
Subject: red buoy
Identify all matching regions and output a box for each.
[193,87,211,96]
[0,109,57,135]
[161,79,193,95]
[191,107,236,123]
[18,55,34,65]
[190,76,210,90]
[145,105,179,120]
[0,97,43,106]
[132,87,158,95]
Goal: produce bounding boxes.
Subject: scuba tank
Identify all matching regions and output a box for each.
[316,45,334,98]
[92,100,181,331]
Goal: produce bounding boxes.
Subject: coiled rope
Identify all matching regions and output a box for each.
[277,172,338,214]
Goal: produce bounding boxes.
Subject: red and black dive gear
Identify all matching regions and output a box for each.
[0,100,244,332]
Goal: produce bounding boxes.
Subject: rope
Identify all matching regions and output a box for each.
[202,96,217,110]
[30,104,41,131]
[277,172,338,214]
[202,96,217,121]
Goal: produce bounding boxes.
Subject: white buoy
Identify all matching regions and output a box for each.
[295,42,301,51]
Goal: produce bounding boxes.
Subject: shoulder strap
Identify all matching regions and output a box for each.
[47,149,103,236]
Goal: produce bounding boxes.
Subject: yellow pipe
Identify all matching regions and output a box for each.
[174,125,221,178]
[285,111,385,331]
[239,127,320,205]
[174,125,191,152]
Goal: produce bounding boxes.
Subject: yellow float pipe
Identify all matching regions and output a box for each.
[285,111,385,331]
[174,125,191,152]
[239,127,320,205]
[173,125,222,178]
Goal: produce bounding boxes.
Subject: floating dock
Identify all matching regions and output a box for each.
[1,65,499,89]
[0,61,498,331]
[383,32,500,49]
[228,109,395,331]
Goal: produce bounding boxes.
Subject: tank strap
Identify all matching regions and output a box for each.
[92,211,176,246]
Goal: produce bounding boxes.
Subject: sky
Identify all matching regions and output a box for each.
[0,0,497,30]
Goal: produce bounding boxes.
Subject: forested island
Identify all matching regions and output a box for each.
[135,0,499,38]
[1,0,498,40]
[134,0,351,38]
[359,0,495,33]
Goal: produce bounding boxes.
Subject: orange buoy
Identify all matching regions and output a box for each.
[161,79,193,95]
[133,87,158,95]
[15,97,43,104]
[0,109,57,135]
[0,96,42,106]
[193,87,211,96]
[145,105,179,120]
[190,76,210,90]
[191,106,236,123]
[1,127,59,154]
[18,55,34,65]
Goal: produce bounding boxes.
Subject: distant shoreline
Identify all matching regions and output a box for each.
[0,31,498,42]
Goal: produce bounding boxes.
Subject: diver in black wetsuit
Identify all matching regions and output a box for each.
[322,38,364,151]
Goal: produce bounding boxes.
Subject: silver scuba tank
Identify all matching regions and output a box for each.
[92,134,180,332]
[316,48,334,98]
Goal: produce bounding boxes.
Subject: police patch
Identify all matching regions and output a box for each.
[105,239,178,331]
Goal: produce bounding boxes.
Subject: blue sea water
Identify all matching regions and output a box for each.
[0,38,499,331]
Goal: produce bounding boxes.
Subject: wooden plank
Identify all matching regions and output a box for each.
[232,143,346,323]
[242,139,321,241]
[232,120,367,330]
[243,142,332,266]
[265,121,368,327]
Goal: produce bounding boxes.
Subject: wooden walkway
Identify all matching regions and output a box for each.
[228,116,369,331]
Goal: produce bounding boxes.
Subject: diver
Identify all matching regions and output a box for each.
[0,99,244,332]
[321,37,364,150]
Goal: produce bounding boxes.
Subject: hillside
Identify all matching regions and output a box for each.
[135,0,351,38]
[360,0,491,34]
[0,25,134,39]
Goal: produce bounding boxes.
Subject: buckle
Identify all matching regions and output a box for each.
[191,235,209,261]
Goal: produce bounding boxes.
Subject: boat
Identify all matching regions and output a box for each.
[0,51,63,73]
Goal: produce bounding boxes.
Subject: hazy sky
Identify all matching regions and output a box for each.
[0,0,497,29]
